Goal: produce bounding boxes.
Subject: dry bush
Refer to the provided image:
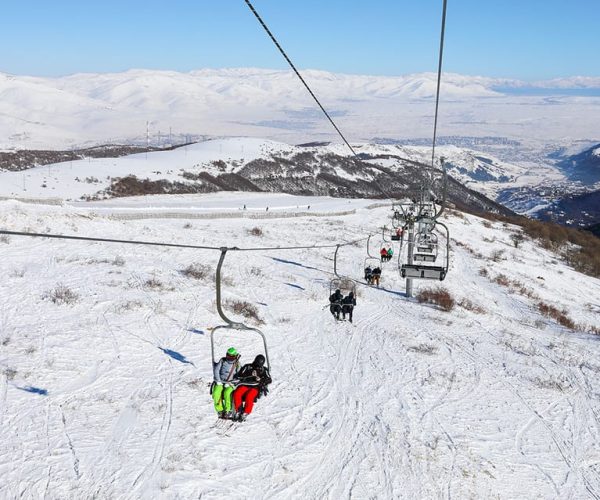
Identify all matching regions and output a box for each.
[144,278,165,290]
[490,249,505,262]
[0,235,10,244]
[10,269,25,278]
[479,267,489,277]
[183,223,193,229]
[416,287,455,312]
[181,263,211,280]
[112,256,125,267]
[224,299,263,324]
[3,367,17,381]
[586,325,600,335]
[249,266,264,277]
[458,298,486,314]
[510,232,525,248]
[247,227,264,237]
[482,220,493,228]
[483,237,495,243]
[44,284,79,305]
[407,344,438,355]
[492,274,538,299]
[537,301,576,330]
[493,274,511,287]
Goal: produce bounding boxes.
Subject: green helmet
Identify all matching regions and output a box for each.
[226,347,238,357]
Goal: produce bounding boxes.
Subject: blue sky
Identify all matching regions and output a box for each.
[2,0,598,80]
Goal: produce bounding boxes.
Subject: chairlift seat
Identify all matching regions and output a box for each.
[413,253,437,263]
[401,264,446,281]
[417,244,434,252]
[391,235,401,241]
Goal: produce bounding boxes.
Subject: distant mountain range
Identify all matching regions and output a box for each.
[1,68,599,150]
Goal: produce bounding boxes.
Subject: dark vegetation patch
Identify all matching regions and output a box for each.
[416,287,455,312]
[224,299,263,324]
[0,143,191,172]
[537,301,576,330]
[181,263,211,280]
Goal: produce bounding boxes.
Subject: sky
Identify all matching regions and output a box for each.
[2,0,599,80]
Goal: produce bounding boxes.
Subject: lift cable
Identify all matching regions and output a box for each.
[0,229,368,253]
[243,0,356,156]
[430,0,448,170]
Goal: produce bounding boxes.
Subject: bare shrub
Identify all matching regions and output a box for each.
[112,256,125,267]
[3,367,17,381]
[114,300,143,313]
[510,232,525,248]
[493,274,510,287]
[10,269,25,278]
[44,284,79,305]
[181,263,211,280]
[144,278,164,290]
[537,301,575,330]
[458,298,486,314]
[482,237,495,243]
[249,266,264,277]
[0,235,10,244]
[183,223,193,229]
[416,287,455,312]
[247,227,263,237]
[490,249,505,262]
[1,337,10,346]
[224,299,263,324]
[482,220,492,228]
[479,267,489,277]
[408,344,438,355]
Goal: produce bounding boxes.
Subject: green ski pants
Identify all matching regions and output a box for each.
[213,383,234,412]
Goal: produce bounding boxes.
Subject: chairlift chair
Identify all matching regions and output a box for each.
[210,249,270,375]
[400,222,449,282]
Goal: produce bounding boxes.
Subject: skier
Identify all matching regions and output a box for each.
[387,247,394,261]
[364,265,373,285]
[212,347,240,419]
[342,292,356,323]
[380,247,388,262]
[232,354,272,421]
[372,266,382,287]
[329,289,343,320]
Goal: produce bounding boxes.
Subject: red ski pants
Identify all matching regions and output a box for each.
[233,386,260,414]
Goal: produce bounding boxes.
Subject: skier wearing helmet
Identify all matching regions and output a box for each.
[232,354,272,421]
[212,347,240,418]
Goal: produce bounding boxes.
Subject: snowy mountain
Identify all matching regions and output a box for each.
[1,193,599,498]
[0,138,513,217]
[1,68,599,150]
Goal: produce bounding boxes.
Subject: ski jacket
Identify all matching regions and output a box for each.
[342,295,356,307]
[380,249,387,256]
[329,292,343,304]
[213,357,239,384]
[236,364,272,388]
[372,267,381,275]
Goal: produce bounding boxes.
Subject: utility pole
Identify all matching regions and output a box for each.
[406,219,414,298]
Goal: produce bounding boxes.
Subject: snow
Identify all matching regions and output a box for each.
[1,193,600,498]
[1,68,599,150]
[0,136,566,205]
[593,147,600,157]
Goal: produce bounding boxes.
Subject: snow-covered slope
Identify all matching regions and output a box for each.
[0,136,539,208]
[1,194,599,498]
[1,68,599,150]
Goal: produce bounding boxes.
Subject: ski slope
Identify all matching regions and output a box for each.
[1,194,600,499]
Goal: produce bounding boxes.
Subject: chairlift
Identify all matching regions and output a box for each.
[363,256,380,286]
[400,222,449,282]
[210,249,270,373]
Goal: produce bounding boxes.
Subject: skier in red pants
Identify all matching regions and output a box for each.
[232,354,272,421]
